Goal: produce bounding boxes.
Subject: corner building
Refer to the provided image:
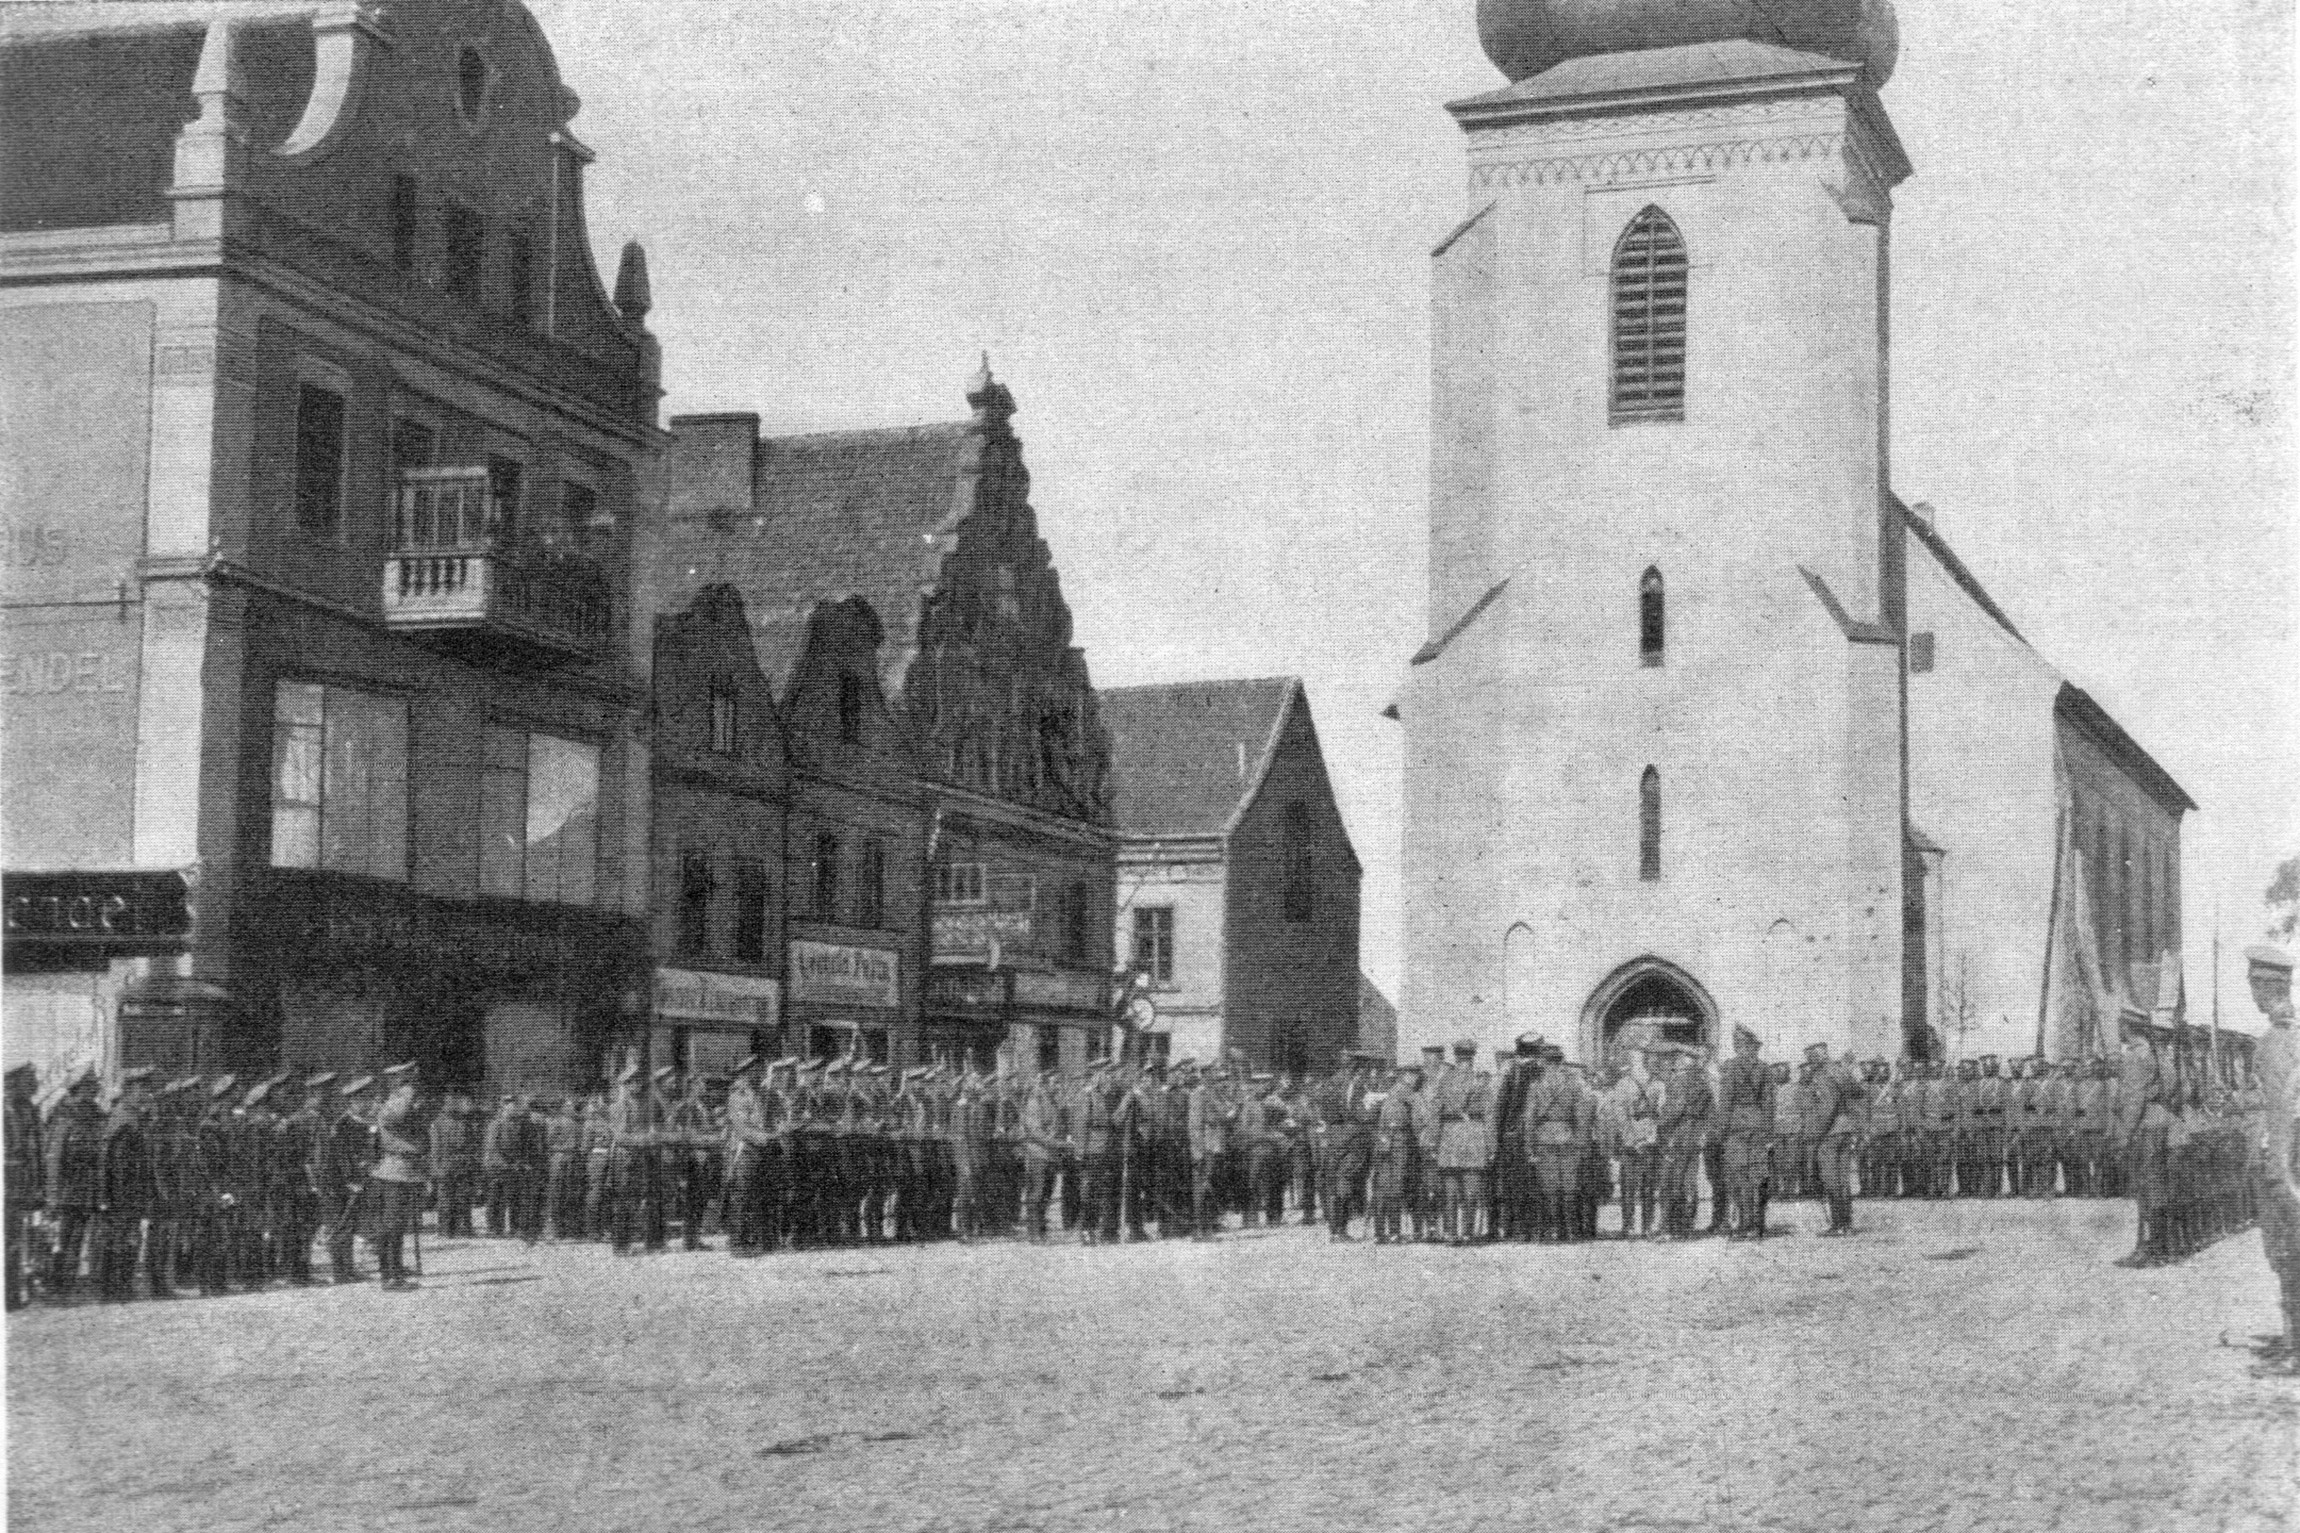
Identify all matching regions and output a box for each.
[1394,0,2190,1066]
[2,0,661,1092]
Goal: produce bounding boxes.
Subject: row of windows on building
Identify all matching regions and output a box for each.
[270,679,601,904]
[291,378,604,548]
[696,672,866,760]
[385,168,541,327]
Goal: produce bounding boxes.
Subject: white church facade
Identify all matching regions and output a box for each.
[1393,0,2190,1068]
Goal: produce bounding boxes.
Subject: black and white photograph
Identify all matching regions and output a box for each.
[1,0,2294,1528]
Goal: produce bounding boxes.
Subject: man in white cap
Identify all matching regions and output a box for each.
[2247,944,2298,1370]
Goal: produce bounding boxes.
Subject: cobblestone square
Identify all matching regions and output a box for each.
[10,1199,2297,1533]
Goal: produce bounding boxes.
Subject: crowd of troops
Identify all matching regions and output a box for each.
[3,1014,2286,1309]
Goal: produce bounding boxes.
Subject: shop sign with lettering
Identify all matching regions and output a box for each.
[790,940,900,1009]
[925,967,1010,1014]
[653,968,781,1029]
[1012,967,1110,1014]
[4,871,191,948]
[931,908,1032,959]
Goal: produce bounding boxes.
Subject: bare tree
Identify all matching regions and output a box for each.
[1939,949,1981,1060]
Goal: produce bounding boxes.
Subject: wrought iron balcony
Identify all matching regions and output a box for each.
[382,468,610,658]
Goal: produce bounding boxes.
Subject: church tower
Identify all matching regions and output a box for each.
[1397,0,1915,1063]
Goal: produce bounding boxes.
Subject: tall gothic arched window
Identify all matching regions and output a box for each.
[1611,206,1688,424]
[1639,566,1665,666]
[1639,766,1662,881]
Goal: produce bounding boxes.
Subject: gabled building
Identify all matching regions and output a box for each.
[645,584,789,1079]
[1,0,663,1093]
[1100,678,1362,1076]
[640,366,1117,1071]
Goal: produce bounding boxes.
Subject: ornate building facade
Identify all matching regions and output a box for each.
[643,368,1117,1071]
[2,0,662,1094]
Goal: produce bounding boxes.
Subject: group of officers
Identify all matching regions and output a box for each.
[3,1005,2288,1307]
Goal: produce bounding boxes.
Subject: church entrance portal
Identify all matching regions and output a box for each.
[1580,957,1717,1062]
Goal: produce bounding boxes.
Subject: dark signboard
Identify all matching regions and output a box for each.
[3,870,191,949]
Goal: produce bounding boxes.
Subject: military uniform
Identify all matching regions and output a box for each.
[1717,1036,1774,1239]
[1656,1050,1712,1237]
[95,1071,160,1301]
[1434,1043,1494,1242]
[269,1079,320,1284]
[368,1065,428,1289]
[44,1078,106,1297]
[1518,1050,1591,1242]
[545,1098,587,1239]
[1609,1063,1663,1236]
[4,1068,42,1309]
[667,1082,716,1250]
[314,1078,374,1283]
[2114,1036,2177,1265]
[1801,1048,1862,1235]
[430,1095,481,1238]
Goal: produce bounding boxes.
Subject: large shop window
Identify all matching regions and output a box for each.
[481,727,600,905]
[270,681,409,880]
[1133,906,1174,985]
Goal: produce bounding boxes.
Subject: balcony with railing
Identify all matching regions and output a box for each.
[382,468,611,659]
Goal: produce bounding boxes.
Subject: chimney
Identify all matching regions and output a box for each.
[668,413,759,515]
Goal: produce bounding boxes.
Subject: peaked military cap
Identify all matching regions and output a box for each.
[1733,1025,1762,1051]
[1451,1037,1478,1056]
[304,1071,338,1090]
[340,1074,376,1095]
[1514,1034,1544,1058]
[2245,944,2294,975]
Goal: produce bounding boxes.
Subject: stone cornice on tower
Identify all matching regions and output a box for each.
[1449,40,1909,219]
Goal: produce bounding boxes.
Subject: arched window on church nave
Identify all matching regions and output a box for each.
[1639,766,1662,882]
[1610,206,1688,424]
[1639,567,1665,666]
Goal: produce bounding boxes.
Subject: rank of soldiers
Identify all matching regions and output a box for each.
[1,1022,2281,1310]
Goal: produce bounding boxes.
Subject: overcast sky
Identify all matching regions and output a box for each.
[532,0,2295,1026]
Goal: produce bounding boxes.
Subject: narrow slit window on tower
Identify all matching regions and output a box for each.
[1639,566,1665,666]
[1610,206,1688,424]
[1639,766,1662,881]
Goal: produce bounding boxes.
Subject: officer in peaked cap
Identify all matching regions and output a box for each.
[2246,944,2298,1369]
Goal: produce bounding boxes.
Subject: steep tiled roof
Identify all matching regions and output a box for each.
[648,422,976,698]
[1099,678,1297,838]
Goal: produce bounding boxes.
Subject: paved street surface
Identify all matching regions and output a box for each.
[11,1198,2297,1533]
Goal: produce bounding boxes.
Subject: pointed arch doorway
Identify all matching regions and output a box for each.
[1580,955,1717,1063]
